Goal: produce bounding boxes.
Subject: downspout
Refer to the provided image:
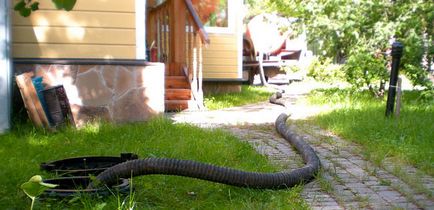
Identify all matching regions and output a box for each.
[0,0,12,133]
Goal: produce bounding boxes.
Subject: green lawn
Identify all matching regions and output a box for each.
[0,118,307,209]
[204,85,273,110]
[305,88,434,175]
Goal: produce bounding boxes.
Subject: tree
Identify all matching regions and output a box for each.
[14,0,76,17]
[268,0,433,92]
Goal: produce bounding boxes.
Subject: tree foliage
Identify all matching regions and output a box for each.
[14,0,76,17]
[268,0,433,90]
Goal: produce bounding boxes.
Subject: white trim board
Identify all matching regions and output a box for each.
[135,0,147,60]
[0,0,12,133]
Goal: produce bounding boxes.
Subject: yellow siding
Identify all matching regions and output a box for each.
[14,44,135,59]
[33,0,135,12]
[12,0,136,59]
[200,0,243,80]
[13,11,136,28]
[203,33,240,79]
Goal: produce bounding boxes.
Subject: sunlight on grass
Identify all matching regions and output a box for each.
[80,122,102,134]
[204,85,273,110]
[0,117,308,209]
[306,88,434,175]
[27,136,50,146]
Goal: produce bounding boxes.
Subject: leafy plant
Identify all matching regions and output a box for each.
[344,47,388,95]
[307,56,344,83]
[14,0,76,17]
[20,175,58,210]
[14,0,39,17]
[268,0,433,90]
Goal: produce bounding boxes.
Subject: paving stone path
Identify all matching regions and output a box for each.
[225,125,433,209]
[168,83,433,209]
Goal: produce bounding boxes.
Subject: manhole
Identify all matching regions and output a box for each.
[42,176,130,198]
[40,153,138,176]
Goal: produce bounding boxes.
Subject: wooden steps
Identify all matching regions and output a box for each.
[165,76,189,89]
[166,89,191,100]
[165,100,189,111]
[165,75,193,112]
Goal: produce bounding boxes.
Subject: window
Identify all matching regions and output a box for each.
[192,0,233,33]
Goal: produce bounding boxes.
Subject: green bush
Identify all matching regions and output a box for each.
[344,47,388,93]
[269,0,433,90]
[307,57,344,83]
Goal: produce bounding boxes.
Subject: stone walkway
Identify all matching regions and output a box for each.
[167,82,434,209]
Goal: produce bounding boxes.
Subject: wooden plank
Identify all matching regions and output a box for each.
[15,72,50,128]
[165,76,190,89]
[165,89,191,100]
[15,73,42,126]
[13,11,136,28]
[165,100,189,111]
[13,27,136,45]
[13,43,136,59]
[168,0,186,75]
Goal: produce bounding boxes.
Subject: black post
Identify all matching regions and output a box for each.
[385,41,404,117]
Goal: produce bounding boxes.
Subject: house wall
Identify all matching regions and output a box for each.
[203,33,240,79]
[202,0,243,81]
[12,0,137,59]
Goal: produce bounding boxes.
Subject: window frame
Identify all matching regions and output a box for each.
[203,0,235,34]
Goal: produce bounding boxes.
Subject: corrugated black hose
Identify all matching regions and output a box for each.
[91,113,320,189]
[269,91,285,107]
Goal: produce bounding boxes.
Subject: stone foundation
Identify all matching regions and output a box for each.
[14,59,164,126]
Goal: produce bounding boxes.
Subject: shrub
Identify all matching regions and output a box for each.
[307,57,344,83]
[344,47,388,94]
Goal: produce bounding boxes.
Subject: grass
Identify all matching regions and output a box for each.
[204,85,273,110]
[305,88,434,175]
[0,117,308,209]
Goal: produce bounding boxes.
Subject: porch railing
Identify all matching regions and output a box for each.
[148,0,210,109]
